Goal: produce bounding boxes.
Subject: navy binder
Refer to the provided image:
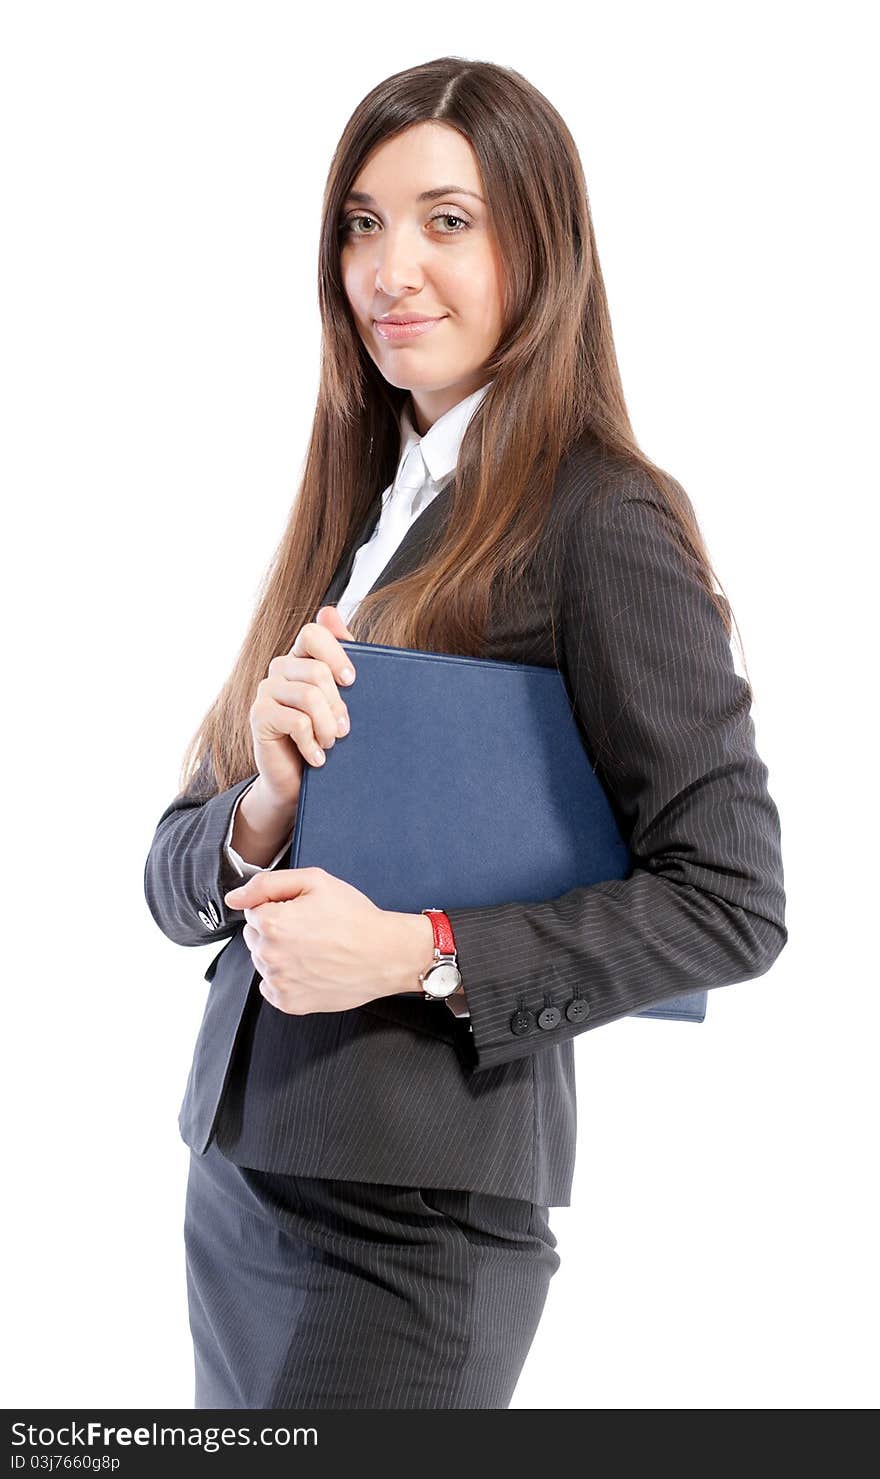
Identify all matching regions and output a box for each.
[286,640,707,1024]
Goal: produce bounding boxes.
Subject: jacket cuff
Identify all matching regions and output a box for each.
[144,769,262,946]
[445,885,786,1073]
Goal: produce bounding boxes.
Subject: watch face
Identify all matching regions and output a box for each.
[423,962,461,999]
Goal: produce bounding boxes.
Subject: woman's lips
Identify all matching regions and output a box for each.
[373,316,446,342]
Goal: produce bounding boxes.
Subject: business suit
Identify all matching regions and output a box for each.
[145,427,786,1406]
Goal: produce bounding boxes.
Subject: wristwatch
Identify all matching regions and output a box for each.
[418,908,462,1001]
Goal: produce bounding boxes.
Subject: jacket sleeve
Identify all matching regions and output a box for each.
[445,479,788,1072]
[143,746,270,947]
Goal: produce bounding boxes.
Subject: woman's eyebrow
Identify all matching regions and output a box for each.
[343,185,486,205]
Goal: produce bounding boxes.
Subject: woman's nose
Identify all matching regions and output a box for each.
[373,230,425,295]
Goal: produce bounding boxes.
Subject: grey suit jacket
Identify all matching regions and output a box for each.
[143,434,787,1206]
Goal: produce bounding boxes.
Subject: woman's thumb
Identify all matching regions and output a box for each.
[315,604,355,641]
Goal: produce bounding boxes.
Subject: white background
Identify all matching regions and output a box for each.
[2,0,876,1411]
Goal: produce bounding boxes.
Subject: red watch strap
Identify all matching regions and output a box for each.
[421,908,456,955]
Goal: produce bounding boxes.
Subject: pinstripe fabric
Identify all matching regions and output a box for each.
[144,432,787,1208]
[444,481,789,1068]
[184,1136,560,1409]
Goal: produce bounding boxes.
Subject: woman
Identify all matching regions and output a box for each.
[144,56,787,1410]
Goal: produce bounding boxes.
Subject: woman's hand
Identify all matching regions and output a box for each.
[249,606,357,808]
[223,867,435,1014]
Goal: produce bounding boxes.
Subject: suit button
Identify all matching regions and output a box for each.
[565,997,590,1022]
[510,1008,536,1036]
[537,1005,562,1030]
[197,909,216,931]
[206,898,221,926]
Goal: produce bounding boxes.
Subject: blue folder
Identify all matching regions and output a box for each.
[286,640,707,1023]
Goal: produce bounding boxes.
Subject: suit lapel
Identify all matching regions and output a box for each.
[319,495,383,608]
[319,478,454,610]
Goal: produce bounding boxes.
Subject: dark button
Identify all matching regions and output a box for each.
[537,1005,562,1030]
[510,1008,536,1036]
[565,996,590,1022]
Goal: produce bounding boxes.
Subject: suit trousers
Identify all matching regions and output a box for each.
[184,1136,561,1409]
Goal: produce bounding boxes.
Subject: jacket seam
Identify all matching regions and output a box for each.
[531,1051,538,1202]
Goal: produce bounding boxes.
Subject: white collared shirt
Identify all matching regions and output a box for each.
[334,379,492,626]
[223,380,494,1016]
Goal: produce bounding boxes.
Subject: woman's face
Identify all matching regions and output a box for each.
[339,121,505,434]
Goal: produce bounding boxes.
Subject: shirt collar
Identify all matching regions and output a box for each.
[394,379,494,489]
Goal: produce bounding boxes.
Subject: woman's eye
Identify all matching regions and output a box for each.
[430,212,471,233]
[341,213,378,235]
[340,211,471,236]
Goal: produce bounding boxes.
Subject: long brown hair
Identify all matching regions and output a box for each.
[179,55,749,797]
